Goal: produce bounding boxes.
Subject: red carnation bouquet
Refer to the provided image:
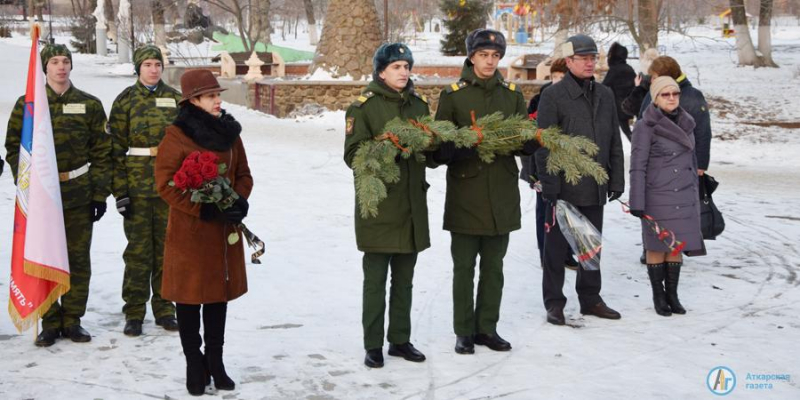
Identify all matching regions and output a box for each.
[169,151,265,263]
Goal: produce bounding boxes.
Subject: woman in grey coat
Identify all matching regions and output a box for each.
[629,76,705,317]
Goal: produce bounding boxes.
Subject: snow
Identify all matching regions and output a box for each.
[1,20,800,399]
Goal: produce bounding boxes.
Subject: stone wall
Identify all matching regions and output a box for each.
[254,80,546,117]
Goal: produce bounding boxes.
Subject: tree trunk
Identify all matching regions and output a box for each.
[552,2,571,58]
[730,0,765,66]
[758,0,779,67]
[310,0,382,80]
[637,0,659,49]
[303,0,318,45]
[152,0,167,48]
[104,0,117,43]
[257,0,272,45]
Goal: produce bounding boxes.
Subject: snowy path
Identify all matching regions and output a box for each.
[0,38,799,399]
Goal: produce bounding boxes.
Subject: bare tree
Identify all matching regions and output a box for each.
[758,0,778,67]
[152,0,167,48]
[303,0,318,44]
[730,0,766,66]
[203,0,272,52]
[310,0,382,80]
[636,0,660,49]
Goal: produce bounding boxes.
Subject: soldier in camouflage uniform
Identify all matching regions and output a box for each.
[433,30,538,355]
[5,44,111,347]
[108,45,181,336]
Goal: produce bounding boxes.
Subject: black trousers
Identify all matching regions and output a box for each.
[541,204,604,310]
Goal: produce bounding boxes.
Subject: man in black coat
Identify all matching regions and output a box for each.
[535,34,625,325]
[602,42,636,140]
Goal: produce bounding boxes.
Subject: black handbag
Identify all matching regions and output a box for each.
[699,174,725,240]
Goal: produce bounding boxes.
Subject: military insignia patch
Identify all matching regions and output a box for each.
[489,34,496,42]
[346,117,354,135]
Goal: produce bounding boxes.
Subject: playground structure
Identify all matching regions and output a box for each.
[494,1,538,44]
[719,9,735,38]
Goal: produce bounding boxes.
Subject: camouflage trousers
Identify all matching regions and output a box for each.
[122,197,175,321]
[41,205,93,330]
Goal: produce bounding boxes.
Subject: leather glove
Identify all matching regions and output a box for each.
[630,209,644,218]
[521,139,540,156]
[90,201,107,222]
[116,196,132,219]
[199,203,219,221]
[542,193,558,204]
[608,191,622,202]
[223,196,249,224]
[432,141,456,164]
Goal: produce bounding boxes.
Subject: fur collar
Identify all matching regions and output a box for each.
[173,102,242,151]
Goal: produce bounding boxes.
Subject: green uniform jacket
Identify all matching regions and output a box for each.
[109,80,182,198]
[5,83,111,208]
[434,61,527,236]
[344,81,432,254]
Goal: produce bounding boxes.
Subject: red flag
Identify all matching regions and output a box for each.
[8,24,71,332]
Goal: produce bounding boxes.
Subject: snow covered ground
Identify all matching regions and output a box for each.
[1,21,800,399]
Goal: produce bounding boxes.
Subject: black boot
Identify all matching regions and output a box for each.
[665,262,686,314]
[176,303,206,396]
[204,302,235,390]
[647,263,672,316]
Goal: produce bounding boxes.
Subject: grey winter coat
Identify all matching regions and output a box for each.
[535,72,626,207]
[629,104,704,254]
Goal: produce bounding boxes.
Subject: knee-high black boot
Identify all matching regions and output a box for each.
[176,303,206,396]
[203,302,235,390]
[646,263,672,316]
[665,262,686,314]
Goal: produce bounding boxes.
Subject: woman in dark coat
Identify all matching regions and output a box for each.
[343,43,430,369]
[155,69,253,395]
[629,76,705,317]
[602,42,636,140]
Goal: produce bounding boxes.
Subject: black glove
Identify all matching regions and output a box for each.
[116,196,132,219]
[90,201,107,222]
[432,141,456,164]
[630,209,644,218]
[200,203,219,221]
[542,193,558,204]
[521,139,539,156]
[0,158,4,177]
[608,191,622,202]
[223,196,249,224]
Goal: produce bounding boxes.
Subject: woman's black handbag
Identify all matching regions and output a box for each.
[699,174,725,240]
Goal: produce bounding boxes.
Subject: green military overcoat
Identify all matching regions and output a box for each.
[434,61,527,236]
[344,81,432,254]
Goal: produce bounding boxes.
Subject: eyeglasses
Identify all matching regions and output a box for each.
[659,91,681,99]
[571,55,598,63]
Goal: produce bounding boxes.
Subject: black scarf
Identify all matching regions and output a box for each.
[173,102,242,151]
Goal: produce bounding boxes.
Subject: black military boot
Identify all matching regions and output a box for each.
[474,332,512,352]
[204,303,235,390]
[177,303,206,396]
[35,328,61,347]
[647,263,672,316]
[156,316,179,331]
[455,335,474,354]
[388,342,426,362]
[364,348,384,368]
[124,320,143,336]
[62,325,91,342]
[665,262,687,314]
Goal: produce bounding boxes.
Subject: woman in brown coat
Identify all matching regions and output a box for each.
[155,69,253,396]
[629,76,704,317]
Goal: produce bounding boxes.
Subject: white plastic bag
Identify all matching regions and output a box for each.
[555,200,603,271]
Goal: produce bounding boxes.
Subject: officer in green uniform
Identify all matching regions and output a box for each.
[108,45,180,336]
[433,29,537,354]
[343,43,431,369]
[5,44,111,347]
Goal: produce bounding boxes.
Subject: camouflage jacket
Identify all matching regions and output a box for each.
[4,83,111,209]
[108,80,182,198]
